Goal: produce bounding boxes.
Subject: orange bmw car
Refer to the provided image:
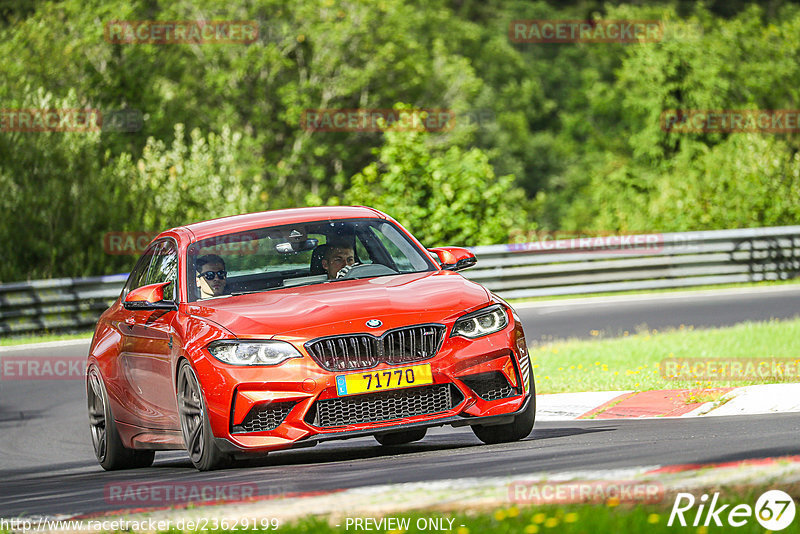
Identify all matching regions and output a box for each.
[87,206,535,471]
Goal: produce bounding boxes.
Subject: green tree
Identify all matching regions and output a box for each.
[3,0,800,281]
[546,3,800,232]
[104,123,262,231]
[341,119,531,247]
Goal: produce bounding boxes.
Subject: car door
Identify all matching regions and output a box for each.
[118,239,181,430]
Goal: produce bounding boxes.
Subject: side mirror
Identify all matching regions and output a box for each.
[123,282,177,310]
[427,247,478,271]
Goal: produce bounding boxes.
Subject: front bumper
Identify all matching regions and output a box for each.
[195,318,533,454]
[214,388,534,454]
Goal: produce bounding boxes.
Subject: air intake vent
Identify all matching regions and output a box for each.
[232,401,296,433]
[460,371,518,402]
[306,324,445,371]
[308,383,462,428]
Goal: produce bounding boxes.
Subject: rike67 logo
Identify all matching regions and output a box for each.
[669,490,796,530]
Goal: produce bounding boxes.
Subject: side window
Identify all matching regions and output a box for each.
[123,244,158,297]
[145,240,178,300]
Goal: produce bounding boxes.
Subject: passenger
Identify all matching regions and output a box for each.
[195,254,227,299]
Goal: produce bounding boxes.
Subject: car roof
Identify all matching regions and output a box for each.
[177,206,387,241]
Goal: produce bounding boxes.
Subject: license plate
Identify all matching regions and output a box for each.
[335,363,433,396]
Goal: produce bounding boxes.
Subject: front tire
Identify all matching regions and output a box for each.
[177,360,232,471]
[471,391,536,445]
[87,366,155,470]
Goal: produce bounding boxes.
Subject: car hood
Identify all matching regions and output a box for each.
[185,271,491,339]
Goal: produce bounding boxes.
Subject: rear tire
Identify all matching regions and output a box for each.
[374,428,427,446]
[471,392,536,445]
[87,366,155,470]
[177,360,232,471]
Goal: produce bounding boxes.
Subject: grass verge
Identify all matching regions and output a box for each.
[530,317,800,394]
[1,483,793,534]
[114,484,794,534]
[273,505,695,534]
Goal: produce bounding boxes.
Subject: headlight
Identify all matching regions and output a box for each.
[452,305,509,339]
[207,340,303,366]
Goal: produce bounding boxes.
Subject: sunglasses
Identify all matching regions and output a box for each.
[198,270,227,281]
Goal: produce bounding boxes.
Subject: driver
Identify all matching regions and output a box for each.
[321,242,356,279]
[195,254,227,299]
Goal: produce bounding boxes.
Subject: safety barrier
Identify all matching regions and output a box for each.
[0,274,127,335]
[1,226,798,336]
[462,226,800,299]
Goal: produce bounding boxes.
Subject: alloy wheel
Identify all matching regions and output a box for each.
[177,363,205,464]
[87,369,107,462]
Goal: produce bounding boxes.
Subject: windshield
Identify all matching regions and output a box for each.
[186,218,436,302]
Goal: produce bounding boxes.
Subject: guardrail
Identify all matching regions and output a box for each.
[0,274,127,336]
[463,226,800,299]
[1,226,799,336]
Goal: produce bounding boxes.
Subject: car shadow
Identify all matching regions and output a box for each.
[530,425,617,440]
[153,426,618,471]
[152,435,490,470]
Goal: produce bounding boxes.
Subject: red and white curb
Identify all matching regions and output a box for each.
[537,383,800,420]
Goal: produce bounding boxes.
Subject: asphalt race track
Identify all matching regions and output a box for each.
[515,285,800,342]
[1,286,799,518]
[3,415,800,518]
